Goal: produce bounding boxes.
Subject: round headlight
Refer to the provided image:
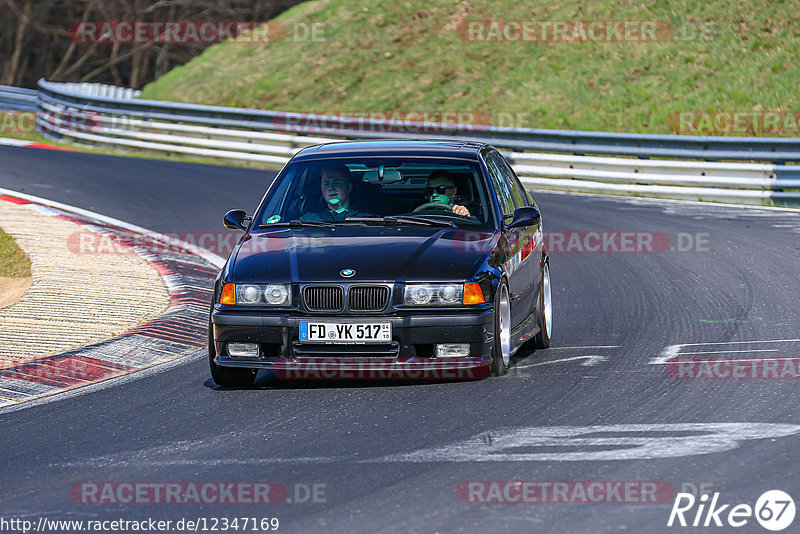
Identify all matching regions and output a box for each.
[409,285,433,305]
[439,285,459,304]
[264,284,289,305]
[240,285,261,304]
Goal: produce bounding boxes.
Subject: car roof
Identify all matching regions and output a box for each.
[291,139,488,161]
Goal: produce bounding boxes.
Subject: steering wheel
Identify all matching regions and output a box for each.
[413,202,453,213]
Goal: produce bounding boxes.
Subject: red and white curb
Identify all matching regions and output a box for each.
[0,190,224,411]
[0,137,72,151]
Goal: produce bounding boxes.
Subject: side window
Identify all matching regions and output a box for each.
[493,153,528,208]
[484,153,516,217]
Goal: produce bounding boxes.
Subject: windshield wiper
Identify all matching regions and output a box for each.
[346,216,457,228]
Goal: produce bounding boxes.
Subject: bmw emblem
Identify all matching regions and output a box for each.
[340,268,355,278]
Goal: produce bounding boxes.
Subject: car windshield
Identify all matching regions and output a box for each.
[253,157,495,229]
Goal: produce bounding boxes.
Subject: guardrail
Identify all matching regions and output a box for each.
[0,84,38,111]
[23,80,800,206]
[44,82,141,100]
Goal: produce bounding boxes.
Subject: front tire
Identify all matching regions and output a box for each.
[533,262,552,349]
[208,320,257,387]
[490,281,512,377]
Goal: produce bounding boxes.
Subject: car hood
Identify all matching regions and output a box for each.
[231,227,497,283]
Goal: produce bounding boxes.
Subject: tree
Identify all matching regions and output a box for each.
[0,0,303,89]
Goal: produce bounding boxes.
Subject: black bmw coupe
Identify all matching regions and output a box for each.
[209,140,551,384]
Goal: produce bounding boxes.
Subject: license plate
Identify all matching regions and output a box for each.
[299,322,391,343]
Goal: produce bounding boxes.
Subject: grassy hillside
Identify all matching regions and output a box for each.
[140,0,800,135]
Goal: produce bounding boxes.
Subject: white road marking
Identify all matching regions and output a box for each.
[679,339,800,346]
[550,345,620,350]
[680,349,779,355]
[52,423,800,467]
[651,344,684,365]
[548,189,800,214]
[651,339,800,365]
[0,138,35,147]
[371,423,800,463]
[515,355,608,369]
[672,357,800,364]
[54,456,345,468]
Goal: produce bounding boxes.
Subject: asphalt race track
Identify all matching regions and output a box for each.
[2,145,800,533]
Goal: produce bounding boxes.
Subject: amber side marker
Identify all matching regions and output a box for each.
[463,282,485,305]
[219,283,236,305]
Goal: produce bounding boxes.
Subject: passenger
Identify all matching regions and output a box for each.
[421,170,471,216]
[301,166,376,222]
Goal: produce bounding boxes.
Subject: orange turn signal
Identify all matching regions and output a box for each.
[463,282,485,305]
[219,283,236,305]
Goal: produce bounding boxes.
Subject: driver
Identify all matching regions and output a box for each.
[422,170,470,216]
[301,166,376,222]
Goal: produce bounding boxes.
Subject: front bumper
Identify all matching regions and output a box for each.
[211,306,495,378]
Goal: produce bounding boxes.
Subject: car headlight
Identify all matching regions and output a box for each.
[264,284,290,305]
[239,285,262,304]
[220,283,291,306]
[404,283,464,305]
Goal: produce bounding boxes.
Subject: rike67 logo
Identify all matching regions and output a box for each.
[668,490,795,531]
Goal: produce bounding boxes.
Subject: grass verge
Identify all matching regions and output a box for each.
[0,227,31,278]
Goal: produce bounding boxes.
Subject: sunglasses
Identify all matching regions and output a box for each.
[426,185,453,195]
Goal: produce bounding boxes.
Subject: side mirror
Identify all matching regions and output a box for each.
[223,209,249,231]
[507,206,541,229]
